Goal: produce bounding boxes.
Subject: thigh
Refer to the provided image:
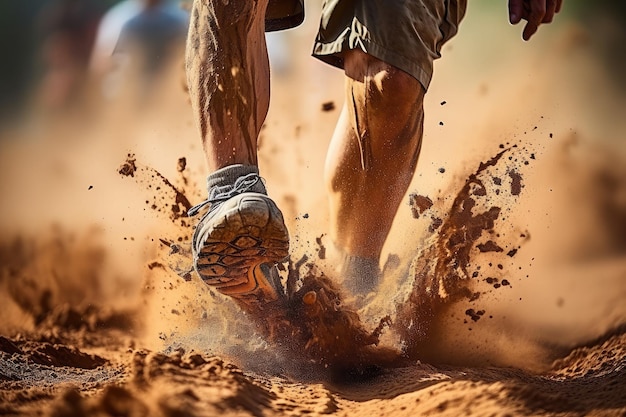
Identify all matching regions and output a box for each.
[313,0,467,89]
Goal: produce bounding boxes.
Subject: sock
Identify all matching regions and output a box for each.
[206,164,267,195]
[332,242,381,295]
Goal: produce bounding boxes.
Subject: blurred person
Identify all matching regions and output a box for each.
[90,0,189,99]
[90,0,143,78]
[184,0,563,312]
[35,0,103,110]
[116,0,189,78]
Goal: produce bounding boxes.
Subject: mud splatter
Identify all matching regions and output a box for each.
[477,240,504,253]
[409,194,434,219]
[396,147,525,355]
[117,146,534,370]
[118,156,192,222]
[509,169,523,196]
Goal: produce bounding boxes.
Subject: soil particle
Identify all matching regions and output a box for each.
[118,154,137,177]
[315,235,326,260]
[509,170,523,196]
[477,240,504,253]
[409,194,434,219]
[465,309,485,322]
[321,101,335,112]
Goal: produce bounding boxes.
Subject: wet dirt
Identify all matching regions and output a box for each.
[1,137,625,417]
[1,220,625,416]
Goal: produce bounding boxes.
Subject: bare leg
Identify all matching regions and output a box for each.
[185,0,270,171]
[185,0,289,310]
[325,49,425,289]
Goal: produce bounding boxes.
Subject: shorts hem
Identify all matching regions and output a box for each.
[312,38,433,90]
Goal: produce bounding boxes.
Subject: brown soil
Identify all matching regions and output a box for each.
[1,144,625,416]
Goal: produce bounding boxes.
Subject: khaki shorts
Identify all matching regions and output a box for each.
[312,0,467,89]
[266,0,305,32]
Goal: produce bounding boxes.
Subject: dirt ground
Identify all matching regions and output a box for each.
[1,4,626,417]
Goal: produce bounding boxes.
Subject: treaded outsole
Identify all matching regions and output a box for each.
[194,194,289,302]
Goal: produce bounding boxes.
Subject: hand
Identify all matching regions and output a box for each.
[509,0,563,41]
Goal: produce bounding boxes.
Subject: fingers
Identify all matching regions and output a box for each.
[555,0,563,13]
[542,0,557,23]
[509,0,524,24]
[522,0,546,40]
[509,0,564,41]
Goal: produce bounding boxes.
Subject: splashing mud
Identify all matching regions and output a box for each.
[396,146,527,356]
[118,155,400,370]
[117,145,535,371]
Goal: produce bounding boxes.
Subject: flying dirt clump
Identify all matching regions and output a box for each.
[396,146,531,356]
[118,154,192,223]
[258,259,400,370]
[409,194,434,219]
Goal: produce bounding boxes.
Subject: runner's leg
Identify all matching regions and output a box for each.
[185,0,270,171]
[185,0,289,312]
[325,49,425,293]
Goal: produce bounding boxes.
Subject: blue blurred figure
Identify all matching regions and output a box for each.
[116,0,189,77]
[90,0,189,100]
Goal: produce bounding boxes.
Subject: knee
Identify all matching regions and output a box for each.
[344,50,425,120]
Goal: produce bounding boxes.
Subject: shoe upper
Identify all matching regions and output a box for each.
[188,172,265,217]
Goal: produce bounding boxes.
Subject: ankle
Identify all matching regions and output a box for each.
[207,164,267,195]
[341,253,381,295]
[328,240,381,295]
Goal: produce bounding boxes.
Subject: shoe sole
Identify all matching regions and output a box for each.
[194,193,289,303]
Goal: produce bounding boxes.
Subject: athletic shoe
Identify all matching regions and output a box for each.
[188,173,289,310]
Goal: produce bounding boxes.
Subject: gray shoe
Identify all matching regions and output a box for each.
[188,173,289,309]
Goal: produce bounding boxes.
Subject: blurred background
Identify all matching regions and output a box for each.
[1,1,624,128]
[0,0,624,368]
